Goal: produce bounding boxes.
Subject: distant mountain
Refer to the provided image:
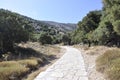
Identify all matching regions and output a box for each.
[20,16,77,33]
[0,9,77,33]
[40,21,77,32]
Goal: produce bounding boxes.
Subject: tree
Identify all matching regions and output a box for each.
[113,20,120,35]
[62,34,71,45]
[0,9,32,52]
[71,0,120,46]
[39,33,53,45]
[0,32,3,53]
[71,10,102,44]
[92,0,120,46]
[77,10,102,33]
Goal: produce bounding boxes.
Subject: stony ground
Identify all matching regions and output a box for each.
[34,46,88,80]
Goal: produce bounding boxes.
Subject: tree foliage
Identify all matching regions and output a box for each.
[71,0,120,47]
[0,9,33,53]
[71,10,102,45]
[62,33,71,45]
[39,33,53,45]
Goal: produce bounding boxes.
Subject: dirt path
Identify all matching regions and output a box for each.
[34,46,88,80]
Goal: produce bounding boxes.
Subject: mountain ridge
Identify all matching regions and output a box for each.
[0,9,77,33]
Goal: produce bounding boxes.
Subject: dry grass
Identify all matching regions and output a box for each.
[0,59,40,80]
[18,59,40,70]
[19,42,61,80]
[21,42,60,56]
[0,42,61,80]
[74,45,120,80]
[0,61,28,80]
[74,44,108,55]
[74,44,90,50]
[85,46,107,55]
[25,65,47,80]
[96,48,120,80]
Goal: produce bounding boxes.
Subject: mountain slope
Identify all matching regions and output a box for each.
[41,21,77,32]
[0,9,77,33]
[21,16,77,33]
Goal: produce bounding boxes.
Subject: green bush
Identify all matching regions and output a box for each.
[39,33,53,45]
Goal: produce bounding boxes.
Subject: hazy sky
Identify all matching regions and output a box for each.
[0,0,103,23]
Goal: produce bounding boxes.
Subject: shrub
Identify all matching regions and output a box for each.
[39,33,53,45]
[96,48,120,80]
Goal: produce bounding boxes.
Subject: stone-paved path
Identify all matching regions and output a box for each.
[34,46,88,80]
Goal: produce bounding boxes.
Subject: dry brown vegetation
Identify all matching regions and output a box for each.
[84,46,108,55]
[96,48,120,80]
[0,59,38,80]
[74,45,108,80]
[0,42,61,80]
[20,42,60,56]
[74,45,108,55]
[75,44,120,80]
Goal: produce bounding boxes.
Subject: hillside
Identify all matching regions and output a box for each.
[0,9,77,34]
[41,21,77,32]
[0,9,77,51]
[22,17,77,33]
[0,9,77,33]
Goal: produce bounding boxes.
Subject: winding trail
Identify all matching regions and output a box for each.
[34,46,88,80]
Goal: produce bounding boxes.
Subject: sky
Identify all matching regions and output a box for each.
[0,0,103,23]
